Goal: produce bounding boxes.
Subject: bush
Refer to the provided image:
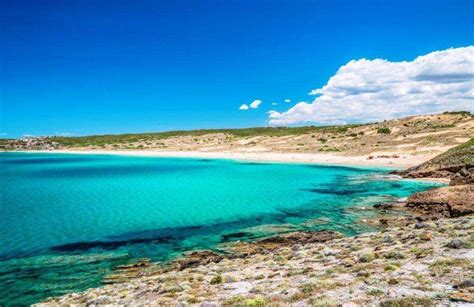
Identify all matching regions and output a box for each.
[222,296,244,306]
[443,110,471,116]
[377,127,391,134]
[379,296,432,307]
[358,251,376,263]
[210,275,223,284]
[384,263,400,271]
[245,296,266,307]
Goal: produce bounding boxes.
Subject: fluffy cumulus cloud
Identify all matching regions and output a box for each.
[269,47,474,125]
[239,104,249,110]
[249,99,262,109]
[284,99,291,103]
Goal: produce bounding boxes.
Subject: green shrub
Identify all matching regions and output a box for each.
[384,263,400,271]
[384,250,405,260]
[309,297,337,306]
[245,296,266,307]
[367,288,384,296]
[443,110,471,116]
[377,127,391,134]
[210,275,223,284]
[379,296,432,307]
[358,251,376,262]
[222,296,244,306]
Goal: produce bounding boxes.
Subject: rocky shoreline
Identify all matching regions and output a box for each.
[36,207,473,306]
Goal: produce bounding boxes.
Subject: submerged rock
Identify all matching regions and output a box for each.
[373,203,394,210]
[115,259,150,270]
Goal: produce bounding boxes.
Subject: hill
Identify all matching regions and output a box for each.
[2,112,473,167]
[398,138,473,184]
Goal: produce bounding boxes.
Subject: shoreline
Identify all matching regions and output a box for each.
[5,150,452,184]
[37,213,474,306]
[5,149,437,168]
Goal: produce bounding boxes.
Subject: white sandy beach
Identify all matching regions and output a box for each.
[20,149,438,168]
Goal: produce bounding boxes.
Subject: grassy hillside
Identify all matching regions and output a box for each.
[41,125,360,147]
[1,112,472,156]
[408,138,473,172]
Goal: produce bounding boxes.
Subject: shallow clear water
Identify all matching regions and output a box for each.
[0,152,442,305]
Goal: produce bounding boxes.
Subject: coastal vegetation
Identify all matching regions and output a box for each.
[1,113,472,161]
[377,127,391,134]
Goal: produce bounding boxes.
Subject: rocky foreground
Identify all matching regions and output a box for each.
[37,212,474,306]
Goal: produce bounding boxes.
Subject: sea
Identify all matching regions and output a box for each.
[0,152,442,305]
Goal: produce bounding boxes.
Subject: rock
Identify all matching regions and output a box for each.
[454,279,474,289]
[89,295,113,304]
[449,291,474,303]
[116,259,150,270]
[373,203,394,210]
[406,185,474,217]
[446,238,470,249]
[322,256,336,264]
[451,166,474,185]
[223,241,266,257]
[222,281,253,295]
[258,231,342,247]
[322,248,337,256]
[414,222,432,229]
[358,250,376,263]
[174,251,223,271]
[419,232,432,241]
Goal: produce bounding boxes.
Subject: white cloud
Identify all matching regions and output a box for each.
[269,46,474,125]
[249,99,262,109]
[272,102,278,106]
[239,104,249,110]
[284,99,291,103]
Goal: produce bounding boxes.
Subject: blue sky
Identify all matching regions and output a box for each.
[1,0,473,138]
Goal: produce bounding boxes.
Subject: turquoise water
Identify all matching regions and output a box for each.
[0,152,441,305]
